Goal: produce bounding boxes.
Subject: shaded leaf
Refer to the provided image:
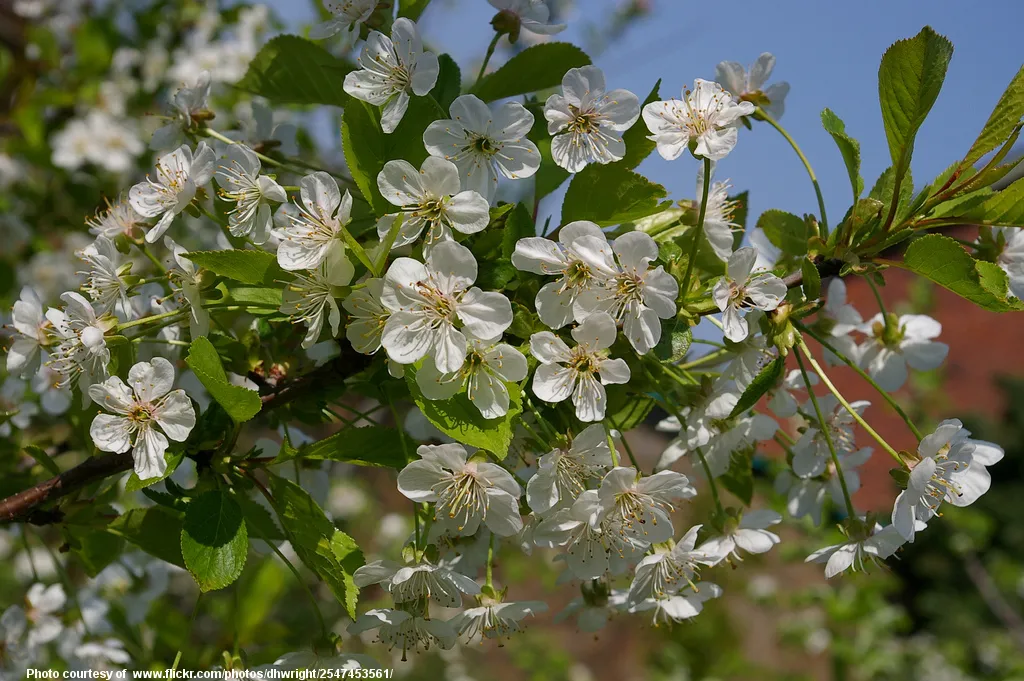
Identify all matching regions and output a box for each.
[472,43,590,102]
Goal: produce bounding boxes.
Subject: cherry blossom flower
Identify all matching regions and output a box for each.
[699,509,782,565]
[256,651,380,673]
[696,165,742,261]
[596,466,696,545]
[87,197,146,240]
[88,357,196,480]
[0,377,38,437]
[32,364,72,416]
[6,287,51,378]
[129,142,216,243]
[375,157,490,250]
[630,583,723,625]
[215,144,286,244]
[343,18,439,134]
[415,332,528,419]
[806,523,906,578]
[529,312,631,422]
[150,70,211,150]
[166,240,210,339]
[775,447,871,525]
[511,221,611,329]
[713,247,787,342]
[342,279,389,355]
[555,588,629,633]
[47,292,114,398]
[526,423,613,515]
[642,79,755,161]
[715,52,790,120]
[544,66,640,172]
[347,609,456,661]
[487,0,566,39]
[353,560,481,608]
[78,236,132,321]
[820,278,863,366]
[573,231,680,354]
[380,241,512,374]
[767,369,815,418]
[791,396,870,478]
[0,583,65,660]
[449,600,548,644]
[281,251,352,349]
[423,95,539,201]
[992,226,1024,299]
[397,443,523,537]
[858,313,948,391]
[626,525,713,606]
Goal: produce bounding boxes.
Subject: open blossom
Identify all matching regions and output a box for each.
[713,247,787,342]
[150,70,211,150]
[353,560,480,608]
[526,423,613,515]
[529,312,631,422]
[696,165,741,261]
[1,583,66,660]
[398,443,523,537]
[375,157,490,250]
[87,197,146,240]
[858,313,948,391]
[47,292,114,398]
[791,396,870,478]
[129,142,216,243]
[343,18,439,134]
[423,95,539,201]
[544,66,640,173]
[487,0,566,38]
[775,447,870,526]
[274,172,357,275]
[715,52,790,120]
[597,467,696,544]
[215,144,287,243]
[806,523,906,579]
[166,240,210,339]
[630,583,723,625]
[767,369,817,418]
[626,525,712,606]
[88,358,196,480]
[449,600,548,644]
[348,609,456,661]
[555,588,629,633]
[820,278,863,366]
[380,241,512,374]
[78,236,132,321]
[416,332,528,419]
[281,250,353,349]
[342,279,388,355]
[6,286,51,378]
[0,377,38,437]
[699,509,782,565]
[991,226,1024,299]
[309,0,377,40]
[573,231,679,354]
[512,221,610,329]
[642,79,755,161]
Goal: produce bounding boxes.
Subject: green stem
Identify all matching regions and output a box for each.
[116,309,184,332]
[135,242,168,274]
[796,337,904,466]
[133,338,190,347]
[865,276,893,334]
[681,157,712,300]
[794,349,857,519]
[759,108,828,236]
[426,93,448,118]
[603,426,620,468]
[525,396,561,443]
[413,500,422,555]
[476,33,502,83]
[796,321,923,440]
[338,223,377,275]
[678,348,730,370]
[608,415,641,469]
[171,593,202,673]
[485,534,495,589]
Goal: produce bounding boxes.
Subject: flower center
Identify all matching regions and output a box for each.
[568,348,598,375]
[128,403,155,425]
[435,470,487,531]
[568,105,600,134]
[469,135,499,156]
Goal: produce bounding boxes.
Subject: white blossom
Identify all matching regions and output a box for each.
[526,423,613,515]
[353,560,480,608]
[87,198,146,240]
[78,236,132,320]
[596,466,696,545]
[129,142,216,243]
[6,286,51,378]
[150,70,211,150]
[626,525,713,606]
[487,0,566,37]
[342,279,389,355]
[281,252,352,349]
[166,240,210,339]
[715,52,790,119]
[343,18,439,134]
[46,292,114,398]
[768,369,817,418]
[806,524,906,579]
[32,364,72,416]
[529,312,630,422]
[544,66,640,172]
[820,278,863,366]
[375,157,490,250]
[642,79,755,161]
[215,144,287,243]
[0,583,65,660]
[380,240,512,374]
[696,164,741,261]
[309,0,377,41]
[88,358,196,480]
[274,172,357,276]
[630,583,723,625]
[858,313,948,391]
[423,95,539,201]
[0,378,38,437]
[554,589,628,633]
[791,396,870,478]
[713,247,787,342]
[449,600,548,644]
[699,509,782,565]
[348,609,456,661]
[397,443,523,537]
[775,447,870,526]
[993,226,1024,299]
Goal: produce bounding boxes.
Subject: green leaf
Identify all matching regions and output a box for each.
[183,250,283,286]
[562,165,668,227]
[181,491,248,592]
[653,319,692,364]
[899,234,1023,311]
[398,0,432,20]
[756,209,808,256]
[820,108,863,202]
[71,530,123,578]
[23,445,60,476]
[606,393,656,431]
[125,451,184,492]
[269,474,364,619]
[186,337,262,423]
[501,203,536,260]
[238,35,354,107]
[877,27,953,217]
[472,42,591,102]
[962,65,1024,167]
[405,364,522,458]
[294,425,408,469]
[237,496,286,543]
[720,448,754,506]
[108,507,185,568]
[430,54,461,111]
[801,258,822,300]
[960,177,1024,227]
[730,357,785,418]
[619,80,661,170]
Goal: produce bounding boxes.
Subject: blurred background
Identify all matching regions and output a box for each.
[1,1,1023,679]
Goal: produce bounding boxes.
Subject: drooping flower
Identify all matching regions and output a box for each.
[47,292,114,399]
[642,79,755,161]
[529,312,631,422]
[375,157,490,250]
[397,443,523,536]
[415,332,528,419]
[275,172,357,275]
[626,525,713,606]
[78,236,132,321]
[150,70,212,150]
[129,142,216,243]
[309,0,377,41]
[544,66,640,172]
[343,18,439,134]
[347,609,456,662]
[696,164,741,261]
[380,241,512,374]
[88,357,196,480]
[805,523,906,579]
[511,221,611,329]
[858,313,948,391]
[86,197,146,240]
[215,144,287,244]
[630,583,723,625]
[487,0,566,39]
[526,423,613,515]
[573,231,679,354]
[423,94,539,201]
[280,250,353,349]
[791,396,870,478]
[166,239,210,339]
[449,600,548,644]
[596,466,696,544]
[6,287,52,378]
[353,560,481,608]
[715,53,790,120]
[712,247,787,342]
[699,509,782,565]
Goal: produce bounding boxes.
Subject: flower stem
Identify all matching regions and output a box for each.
[796,337,904,465]
[134,241,168,274]
[606,418,640,469]
[116,309,184,332]
[681,157,712,301]
[793,347,857,520]
[759,108,829,236]
[865,276,894,335]
[486,533,495,589]
[476,32,502,83]
[678,348,730,370]
[796,321,923,440]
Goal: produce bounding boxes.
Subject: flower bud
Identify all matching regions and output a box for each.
[491,10,521,43]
